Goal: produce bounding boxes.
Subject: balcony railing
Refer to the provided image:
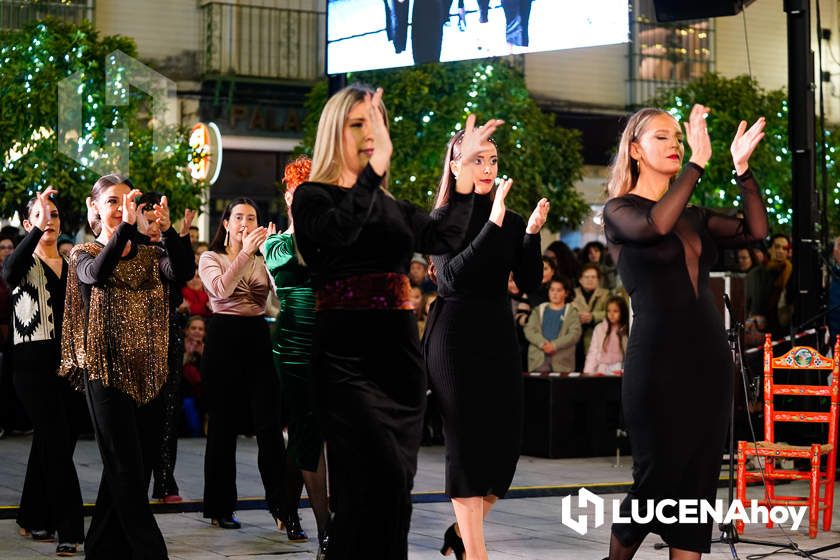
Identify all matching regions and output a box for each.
[0,0,93,29]
[628,0,714,106]
[201,2,325,82]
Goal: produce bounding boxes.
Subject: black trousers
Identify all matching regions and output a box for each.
[152,319,185,499]
[202,315,286,519]
[13,342,84,543]
[383,0,410,53]
[502,0,533,46]
[84,377,167,560]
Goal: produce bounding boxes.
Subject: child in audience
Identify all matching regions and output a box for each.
[583,295,629,375]
[524,275,581,372]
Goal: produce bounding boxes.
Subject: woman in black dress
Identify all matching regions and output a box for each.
[603,104,767,559]
[424,131,547,560]
[3,187,84,556]
[291,84,500,559]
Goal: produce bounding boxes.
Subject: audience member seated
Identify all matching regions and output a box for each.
[544,240,581,284]
[584,296,628,375]
[529,255,558,307]
[182,270,212,317]
[182,316,206,437]
[524,275,581,373]
[409,253,437,294]
[746,233,792,338]
[580,240,616,290]
[573,263,610,365]
[734,247,755,273]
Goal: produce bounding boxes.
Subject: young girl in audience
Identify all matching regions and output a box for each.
[583,295,629,375]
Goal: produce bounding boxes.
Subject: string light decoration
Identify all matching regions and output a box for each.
[0,18,203,229]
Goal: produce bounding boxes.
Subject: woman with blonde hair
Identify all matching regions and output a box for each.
[602,104,767,559]
[291,83,500,559]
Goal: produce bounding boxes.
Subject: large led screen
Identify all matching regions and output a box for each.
[327,0,630,74]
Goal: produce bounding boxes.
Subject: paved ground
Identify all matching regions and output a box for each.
[0,436,838,559]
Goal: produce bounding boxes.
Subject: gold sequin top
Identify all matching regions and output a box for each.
[60,240,170,404]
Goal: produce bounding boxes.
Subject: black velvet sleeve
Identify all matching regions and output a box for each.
[161,228,196,283]
[2,226,42,287]
[400,191,473,255]
[291,163,382,247]
[75,222,136,285]
[704,169,769,248]
[604,162,704,244]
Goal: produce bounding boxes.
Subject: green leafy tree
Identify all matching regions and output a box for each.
[300,60,588,231]
[0,18,203,230]
[653,73,840,236]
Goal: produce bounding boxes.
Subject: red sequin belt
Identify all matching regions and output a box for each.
[316,272,414,311]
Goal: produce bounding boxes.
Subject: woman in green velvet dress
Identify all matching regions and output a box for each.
[263,157,329,556]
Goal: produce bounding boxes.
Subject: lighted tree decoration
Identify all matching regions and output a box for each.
[0,18,203,230]
[653,73,840,235]
[300,60,588,231]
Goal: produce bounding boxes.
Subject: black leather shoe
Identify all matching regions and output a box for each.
[440,523,465,559]
[211,516,241,529]
[279,512,308,542]
[56,543,78,557]
[31,529,56,542]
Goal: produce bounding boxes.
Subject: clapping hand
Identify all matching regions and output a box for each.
[261,222,277,256]
[526,198,549,234]
[31,186,58,231]
[180,208,197,237]
[730,117,765,175]
[367,88,393,176]
[122,189,142,225]
[684,104,712,169]
[459,114,504,164]
[242,226,268,256]
[152,195,171,232]
[489,178,513,227]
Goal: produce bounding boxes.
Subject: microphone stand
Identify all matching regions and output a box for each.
[707,294,802,554]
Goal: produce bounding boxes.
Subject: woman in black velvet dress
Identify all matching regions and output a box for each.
[603,104,767,559]
[424,131,548,560]
[291,84,502,560]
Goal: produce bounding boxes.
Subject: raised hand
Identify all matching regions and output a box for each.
[526,198,550,234]
[122,189,142,225]
[135,202,151,235]
[460,113,505,164]
[684,104,712,169]
[261,222,277,256]
[153,195,171,232]
[180,208,197,237]
[242,226,268,256]
[730,117,766,175]
[368,88,393,176]
[489,178,513,227]
[32,186,58,231]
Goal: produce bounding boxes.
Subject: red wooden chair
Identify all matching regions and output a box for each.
[735,334,839,538]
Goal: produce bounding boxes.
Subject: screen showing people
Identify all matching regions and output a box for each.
[326,0,630,74]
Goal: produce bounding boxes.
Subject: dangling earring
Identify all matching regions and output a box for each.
[224,229,229,246]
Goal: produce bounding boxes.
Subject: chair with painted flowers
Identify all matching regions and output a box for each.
[736,334,839,538]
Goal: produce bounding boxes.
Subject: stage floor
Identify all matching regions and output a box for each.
[0,436,838,558]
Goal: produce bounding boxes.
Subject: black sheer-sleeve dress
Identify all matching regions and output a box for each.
[603,163,768,552]
[424,193,542,498]
[291,163,473,560]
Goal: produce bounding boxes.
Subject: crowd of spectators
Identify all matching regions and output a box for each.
[0,219,821,440]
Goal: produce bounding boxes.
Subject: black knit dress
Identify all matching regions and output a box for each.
[424,193,542,497]
[603,164,767,552]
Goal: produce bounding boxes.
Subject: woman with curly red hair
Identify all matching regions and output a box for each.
[263,156,329,557]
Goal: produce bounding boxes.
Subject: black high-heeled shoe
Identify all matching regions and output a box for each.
[56,543,78,557]
[211,516,241,529]
[31,529,56,542]
[440,523,465,559]
[276,511,308,542]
